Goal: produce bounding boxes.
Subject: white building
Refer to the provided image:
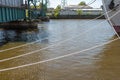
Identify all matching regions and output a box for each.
[60,9,103,15]
[59,5,103,15]
[81,9,103,15]
[60,10,78,15]
[64,5,93,10]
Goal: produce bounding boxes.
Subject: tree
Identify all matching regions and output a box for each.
[78,1,87,6]
[77,10,83,15]
[55,5,61,11]
[53,5,61,17]
[30,3,42,9]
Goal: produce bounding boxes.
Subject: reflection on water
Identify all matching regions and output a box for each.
[0,27,49,46]
[0,19,120,80]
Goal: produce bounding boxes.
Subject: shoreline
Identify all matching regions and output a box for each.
[50,15,105,19]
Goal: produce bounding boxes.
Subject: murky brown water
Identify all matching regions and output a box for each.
[0,19,120,80]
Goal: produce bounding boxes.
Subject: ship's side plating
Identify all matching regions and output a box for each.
[102,0,120,33]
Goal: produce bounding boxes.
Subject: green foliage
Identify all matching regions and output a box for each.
[56,5,61,10]
[86,12,91,15]
[30,3,42,9]
[53,5,61,17]
[54,12,59,17]
[26,10,29,18]
[77,10,83,15]
[78,1,87,6]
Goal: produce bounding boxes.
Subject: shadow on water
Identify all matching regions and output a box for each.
[92,36,120,80]
[0,27,49,46]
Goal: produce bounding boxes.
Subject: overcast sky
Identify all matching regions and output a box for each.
[49,0,102,8]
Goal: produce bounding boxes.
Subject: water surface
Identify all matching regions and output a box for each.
[0,19,120,80]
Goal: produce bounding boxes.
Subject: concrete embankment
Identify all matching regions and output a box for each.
[50,15,105,19]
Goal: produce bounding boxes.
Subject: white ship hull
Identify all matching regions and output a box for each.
[102,0,120,34]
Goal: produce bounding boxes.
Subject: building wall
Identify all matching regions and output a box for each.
[60,9,103,15]
[60,10,78,15]
[64,5,93,10]
[82,10,103,15]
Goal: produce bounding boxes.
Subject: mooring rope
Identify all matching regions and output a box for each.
[0,1,119,72]
[0,8,120,63]
[0,38,119,72]
[102,0,120,39]
[87,0,97,5]
[0,9,114,53]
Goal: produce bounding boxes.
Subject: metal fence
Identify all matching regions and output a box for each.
[0,0,23,7]
[0,7,26,23]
